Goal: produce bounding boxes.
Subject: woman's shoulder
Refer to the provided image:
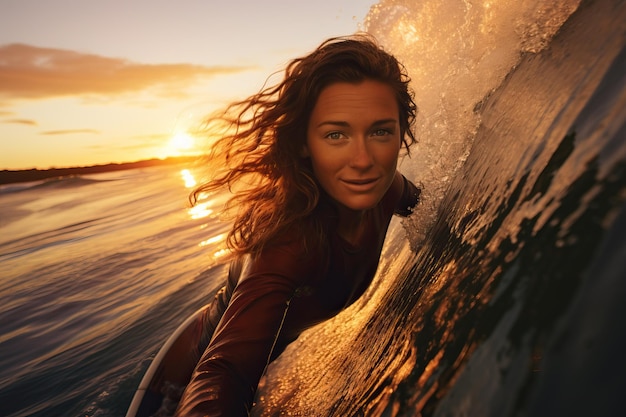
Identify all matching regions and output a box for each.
[381,171,420,217]
[246,232,322,286]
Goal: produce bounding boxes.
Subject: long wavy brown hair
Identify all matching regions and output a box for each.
[191,34,417,257]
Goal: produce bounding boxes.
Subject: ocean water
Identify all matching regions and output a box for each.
[1,0,625,416]
[0,166,232,417]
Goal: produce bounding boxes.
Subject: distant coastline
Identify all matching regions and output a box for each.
[0,155,202,185]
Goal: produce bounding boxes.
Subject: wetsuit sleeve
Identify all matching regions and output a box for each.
[393,172,420,217]
[175,242,310,417]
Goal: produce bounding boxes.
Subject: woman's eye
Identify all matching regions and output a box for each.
[372,128,391,136]
[325,131,344,140]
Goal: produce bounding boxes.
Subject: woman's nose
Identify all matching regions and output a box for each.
[349,139,374,169]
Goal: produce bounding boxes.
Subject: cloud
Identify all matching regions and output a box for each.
[40,129,100,135]
[3,118,38,126]
[0,43,252,101]
[82,133,172,154]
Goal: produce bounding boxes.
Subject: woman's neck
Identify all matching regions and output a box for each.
[335,205,367,247]
[316,191,368,247]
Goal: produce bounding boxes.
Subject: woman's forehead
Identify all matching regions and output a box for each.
[309,80,399,123]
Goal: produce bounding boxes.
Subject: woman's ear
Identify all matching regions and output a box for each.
[300,145,310,158]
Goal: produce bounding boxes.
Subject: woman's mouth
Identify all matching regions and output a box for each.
[341,177,379,191]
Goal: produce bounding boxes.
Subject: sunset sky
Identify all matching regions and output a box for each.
[0,0,376,170]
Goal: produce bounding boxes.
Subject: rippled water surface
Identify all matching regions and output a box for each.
[1,0,625,416]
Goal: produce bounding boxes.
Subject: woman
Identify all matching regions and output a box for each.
[175,34,420,416]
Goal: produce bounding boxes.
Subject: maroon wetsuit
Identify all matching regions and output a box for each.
[175,173,420,416]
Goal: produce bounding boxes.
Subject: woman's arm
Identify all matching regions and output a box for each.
[175,243,311,417]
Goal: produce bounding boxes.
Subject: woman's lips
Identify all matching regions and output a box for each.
[340,177,380,191]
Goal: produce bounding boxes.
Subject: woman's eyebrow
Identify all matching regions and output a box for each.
[315,120,350,128]
[316,118,398,128]
[371,118,398,126]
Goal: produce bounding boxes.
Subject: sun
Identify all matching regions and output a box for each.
[165,131,197,156]
[170,132,195,150]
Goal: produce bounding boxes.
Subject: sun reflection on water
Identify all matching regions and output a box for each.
[213,248,230,260]
[200,233,226,247]
[188,202,212,219]
[180,169,197,188]
[201,235,230,262]
[179,167,232,261]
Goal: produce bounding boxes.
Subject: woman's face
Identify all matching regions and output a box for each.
[305,80,401,212]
